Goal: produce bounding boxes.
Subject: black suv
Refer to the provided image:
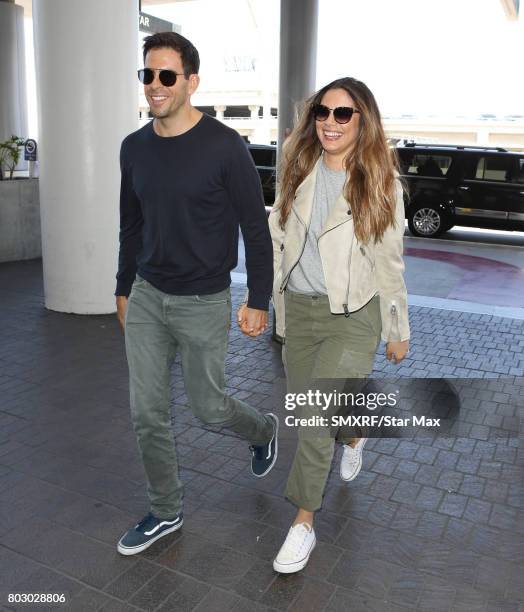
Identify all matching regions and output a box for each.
[397,143,524,237]
[248,144,276,208]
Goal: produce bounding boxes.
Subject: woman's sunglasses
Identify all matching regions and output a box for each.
[311,104,360,124]
[137,68,185,87]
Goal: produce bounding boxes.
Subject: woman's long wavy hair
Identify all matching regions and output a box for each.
[278,77,400,244]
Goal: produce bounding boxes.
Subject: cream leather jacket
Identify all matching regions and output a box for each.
[269,158,410,343]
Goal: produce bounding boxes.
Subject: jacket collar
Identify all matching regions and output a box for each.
[292,156,352,234]
[292,158,320,226]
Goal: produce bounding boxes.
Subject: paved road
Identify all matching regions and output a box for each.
[437,226,524,248]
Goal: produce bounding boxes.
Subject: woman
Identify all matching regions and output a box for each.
[239,77,409,573]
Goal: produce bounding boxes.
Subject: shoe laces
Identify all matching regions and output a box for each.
[342,444,360,467]
[135,512,157,531]
[287,523,311,551]
[249,444,266,460]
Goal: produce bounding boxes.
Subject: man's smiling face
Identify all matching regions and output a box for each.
[144,47,192,120]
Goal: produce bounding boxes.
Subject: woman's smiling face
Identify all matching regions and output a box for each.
[315,88,360,165]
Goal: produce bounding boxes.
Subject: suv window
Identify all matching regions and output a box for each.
[400,153,453,177]
[474,156,512,182]
[249,148,275,167]
[513,158,524,183]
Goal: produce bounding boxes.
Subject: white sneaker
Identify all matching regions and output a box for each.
[273,523,316,574]
[340,437,367,481]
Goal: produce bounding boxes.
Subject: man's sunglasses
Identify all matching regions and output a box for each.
[137,68,185,87]
[311,104,360,124]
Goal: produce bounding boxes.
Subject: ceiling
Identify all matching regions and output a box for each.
[15,0,197,18]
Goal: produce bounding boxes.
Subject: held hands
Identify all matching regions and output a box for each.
[386,340,409,364]
[237,304,268,338]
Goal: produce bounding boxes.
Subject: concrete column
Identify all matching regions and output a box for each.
[33,0,138,314]
[249,105,261,119]
[278,0,318,161]
[214,105,227,121]
[250,105,269,143]
[0,0,28,145]
[249,105,270,144]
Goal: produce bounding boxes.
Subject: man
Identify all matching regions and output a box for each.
[115,32,278,556]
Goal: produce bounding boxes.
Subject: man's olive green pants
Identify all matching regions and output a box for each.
[125,275,273,519]
[283,291,382,512]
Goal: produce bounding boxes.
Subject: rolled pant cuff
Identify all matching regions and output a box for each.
[284,492,321,513]
[151,505,183,519]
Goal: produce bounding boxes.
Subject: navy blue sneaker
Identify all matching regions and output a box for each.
[117,512,183,555]
[250,413,279,478]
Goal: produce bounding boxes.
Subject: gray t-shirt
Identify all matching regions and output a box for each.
[288,160,346,295]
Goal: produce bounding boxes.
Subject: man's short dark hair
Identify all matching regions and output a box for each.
[143,32,200,78]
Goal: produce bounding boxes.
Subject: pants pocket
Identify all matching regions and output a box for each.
[133,274,148,287]
[195,289,231,304]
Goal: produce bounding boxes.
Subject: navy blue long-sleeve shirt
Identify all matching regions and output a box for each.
[115,114,273,310]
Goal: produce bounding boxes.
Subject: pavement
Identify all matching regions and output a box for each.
[0,254,523,612]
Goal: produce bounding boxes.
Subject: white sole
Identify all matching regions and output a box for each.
[340,438,367,482]
[251,413,279,478]
[273,537,316,574]
[117,519,183,556]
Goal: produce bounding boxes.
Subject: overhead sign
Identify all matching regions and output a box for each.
[139,12,181,34]
[24,139,37,161]
[224,56,256,73]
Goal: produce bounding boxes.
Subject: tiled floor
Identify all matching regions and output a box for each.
[0,259,522,611]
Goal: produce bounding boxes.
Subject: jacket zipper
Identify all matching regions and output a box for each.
[315,213,353,315]
[360,245,374,270]
[343,242,376,317]
[342,241,351,317]
[389,300,400,340]
[279,207,308,293]
[313,221,352,316]
[342,212,353,317]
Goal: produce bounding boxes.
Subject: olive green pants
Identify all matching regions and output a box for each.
[283,291,382,512]
[125,275,273,518]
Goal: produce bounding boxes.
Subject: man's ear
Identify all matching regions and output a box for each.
[188,73,200,96]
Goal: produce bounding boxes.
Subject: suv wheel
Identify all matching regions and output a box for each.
[408,205,447,237]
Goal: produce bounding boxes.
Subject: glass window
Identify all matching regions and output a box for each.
[514,158,524,183]
[400,153,452,177]
[475,157,512,182]
[249,148,275,167]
